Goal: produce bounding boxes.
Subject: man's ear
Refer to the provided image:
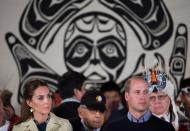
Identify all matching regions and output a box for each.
[74,88,79,96]
[78,106,84,119]
[125,91,129,101]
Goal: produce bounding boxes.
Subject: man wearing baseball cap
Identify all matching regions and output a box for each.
[70,90,106,131]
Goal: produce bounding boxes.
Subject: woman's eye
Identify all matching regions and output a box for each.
[38,96,44,100]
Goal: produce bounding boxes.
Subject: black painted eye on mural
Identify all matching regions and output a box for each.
[98,36,126,69]
[65,36,93,67]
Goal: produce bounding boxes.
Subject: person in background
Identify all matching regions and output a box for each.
[0,89,20,130]
[178,78,190,131]
[0,97,10,131]
[102,76,175,131]
[148,69,179,130]
[70,90,106,131]
[100,81,124,122]
[51,90,62,108]
[53,71,87,120]
[13,79,72,131]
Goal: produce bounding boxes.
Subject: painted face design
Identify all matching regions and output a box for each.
[64,13,127,84]
[5,0,188,105]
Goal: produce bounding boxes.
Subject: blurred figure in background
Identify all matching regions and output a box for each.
[0,96,10,131]
[51,90,62,108]
[178,78,190,131]
[0,89,20,130]
[53,71,87,120]
[100,81,124,122]
[13,79,72,131]
[70,90,106,131]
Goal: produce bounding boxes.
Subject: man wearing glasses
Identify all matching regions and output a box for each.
[148,71,179,130]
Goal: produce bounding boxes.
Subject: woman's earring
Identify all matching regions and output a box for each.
[30,108,33,112]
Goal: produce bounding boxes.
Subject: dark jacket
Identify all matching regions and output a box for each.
[102,115,175,131]
[53,101,80,120]
[70,117,103,131]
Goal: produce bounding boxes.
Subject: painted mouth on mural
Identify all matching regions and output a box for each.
[87,72,106,81]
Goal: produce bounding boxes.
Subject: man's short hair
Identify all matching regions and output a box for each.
[58,70,86,99]
[100,81,120,94]
[124,76,145,92]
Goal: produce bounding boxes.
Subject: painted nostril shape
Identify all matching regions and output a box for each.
[90,59,100,65]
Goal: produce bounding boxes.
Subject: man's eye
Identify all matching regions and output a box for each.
[135,91,140,94]
[144,90,149,95]
[149,96,156,101]
[89,110,97,114]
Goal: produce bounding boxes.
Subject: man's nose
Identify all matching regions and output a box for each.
[95,111,102,117]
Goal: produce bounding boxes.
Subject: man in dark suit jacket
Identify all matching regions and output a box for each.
[70,90,106,131]
[53,71,87,120]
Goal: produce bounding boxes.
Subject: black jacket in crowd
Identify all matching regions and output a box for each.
[102,115,175,131]
[53,101,80,120]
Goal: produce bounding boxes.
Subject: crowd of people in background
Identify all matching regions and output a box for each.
[0,69,190,131]
[0,89,20,131]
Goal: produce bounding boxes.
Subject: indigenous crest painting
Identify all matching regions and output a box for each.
[0,0,190,108]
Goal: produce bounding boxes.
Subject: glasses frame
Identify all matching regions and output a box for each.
[181,87,190,93]
[149,94,168,102]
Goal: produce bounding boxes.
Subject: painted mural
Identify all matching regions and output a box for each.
[2,0,189,104]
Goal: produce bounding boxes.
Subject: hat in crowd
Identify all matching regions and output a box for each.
[180,78,190,93]
[81,90,106,112]
[144,67,175,100]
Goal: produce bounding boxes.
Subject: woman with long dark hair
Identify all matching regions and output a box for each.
[13,79,72,131]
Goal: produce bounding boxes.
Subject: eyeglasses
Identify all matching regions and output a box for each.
[181,87,190,93]
[149,95,168,102]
